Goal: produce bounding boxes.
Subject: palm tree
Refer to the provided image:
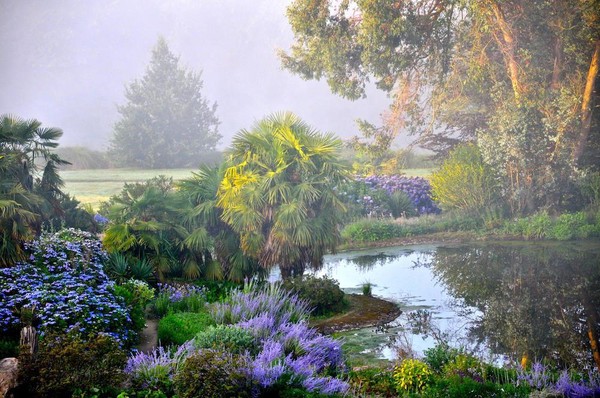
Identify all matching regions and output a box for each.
[0,115,67,266]
[218,112,350,278]
[102,177,191,280]
[178,164,262,282]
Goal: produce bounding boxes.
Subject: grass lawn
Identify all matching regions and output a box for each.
[61,168,197,209]
[62,168,433,209]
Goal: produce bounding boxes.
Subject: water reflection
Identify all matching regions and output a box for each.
[428,242,600,371]
[319,242,600,370]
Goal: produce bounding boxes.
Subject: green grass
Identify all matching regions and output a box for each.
[62,168,433,209]
[61,168,197,209]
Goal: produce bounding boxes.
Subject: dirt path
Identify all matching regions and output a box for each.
[137,319,158,353]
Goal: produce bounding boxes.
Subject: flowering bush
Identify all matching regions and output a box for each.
[125,341,195,393]
[0,229,134,345]
[338,175,440,218]
[212,283,349,396]
[149,283,207,317]
[516,362,600,398]
[358,175,440,216]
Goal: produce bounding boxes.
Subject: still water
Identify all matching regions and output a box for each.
[313,241,600,369]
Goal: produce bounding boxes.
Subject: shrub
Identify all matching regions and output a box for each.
[425,376,529,398]
[550,212,589,240]
[341,220,403,242]
[0,339,18,358]
[430,144,500,216]
[173,349,251,398]
[393,358,433,394]
[158,312,215,346]
[442,353,484,381]
[349,367,397,397]
[387,190,417,218]
[148,283,207,318]
[0,229,134,345]
[281,275,348,316]
[125,342,194,394]
[423,343,461,374]
[114,280,155,334]
[194,325,257,355]
[357,175,440,216]
[212,283,349,395]
[18,331,127,398]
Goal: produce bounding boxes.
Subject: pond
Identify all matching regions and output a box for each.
[310,240,600,369]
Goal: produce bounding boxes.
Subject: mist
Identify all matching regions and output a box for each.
[0,0,393,151]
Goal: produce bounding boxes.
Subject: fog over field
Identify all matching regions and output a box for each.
[0,0,392,150]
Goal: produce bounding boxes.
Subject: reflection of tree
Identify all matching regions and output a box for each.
[429,243,600,371]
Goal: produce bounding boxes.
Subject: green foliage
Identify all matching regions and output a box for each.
[579,171,600,208]
[442,354,484,379]
[281,275,348,316]
[18,332,126,398]
[194,325,257,355]
[423,376,530,398]
[157,311,215,346]
[341,220,404,242]
[362,281,373,297]
[113,279,155,333]
[173,350,250,398]
[195,280,241,303]
[502,211,598,240]
[349,367,397,398]
[430,144,500,217]
[282,0,600,213]
[47,193,98,232]
[423,343,462,374]
[0,338,18,358]
[388,190,417,218]
[108,37,220,168]
[393,358,434,395]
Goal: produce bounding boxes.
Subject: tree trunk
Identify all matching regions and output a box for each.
[583,296,600,372]
[573,39,600,166]
[486,1,524,104]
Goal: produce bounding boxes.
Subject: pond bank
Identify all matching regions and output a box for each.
[310,294,401,334]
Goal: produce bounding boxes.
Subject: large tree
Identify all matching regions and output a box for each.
[281,0,600,214]
[109,37,221,169]
[217,112,349,278]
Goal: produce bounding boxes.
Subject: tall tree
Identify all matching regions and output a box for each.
[281,0,600,214]
[0,115,67,266]
[217,112,349,278]
[109,37,221,168]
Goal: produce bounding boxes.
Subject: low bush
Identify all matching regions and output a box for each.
[349,367,397,397]
[157,312,215,346]
[194,325,257,355]
[125,342,194,395]
[281,275,348,316]
[148,283,207,318]
[341,220,404,242]
[424,376,529,398]
[114,280,155,334]
[0,339,18,358]
[393,358,434,395]
[423,343,461,374]
[18,331,127,398]
[173,349,250,398]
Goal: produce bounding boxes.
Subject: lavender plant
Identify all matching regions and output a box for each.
[0,229,134,345]
[125,341,195,392]
[211,283,349,395]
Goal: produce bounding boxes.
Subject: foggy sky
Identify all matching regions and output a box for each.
[0,0,394,151]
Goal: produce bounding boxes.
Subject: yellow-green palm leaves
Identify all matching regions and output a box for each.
[218,112,349,278]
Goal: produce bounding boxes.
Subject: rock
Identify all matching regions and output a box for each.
[0,358,18,398]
